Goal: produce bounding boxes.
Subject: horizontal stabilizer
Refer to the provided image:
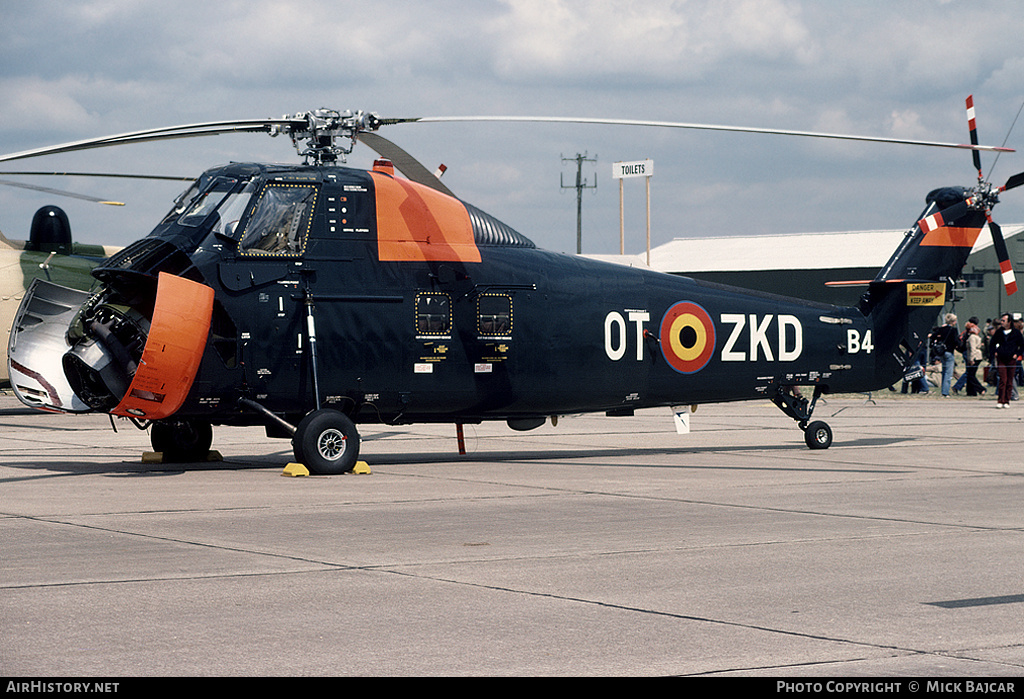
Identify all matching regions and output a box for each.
[824,279,872,287]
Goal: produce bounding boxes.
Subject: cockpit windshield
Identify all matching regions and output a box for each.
[162,180,201,224]
[157,177,256,248]
[176,178,239,228]
[208,181,256,240]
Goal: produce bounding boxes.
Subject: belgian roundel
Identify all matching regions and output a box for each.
[660,301,715,374]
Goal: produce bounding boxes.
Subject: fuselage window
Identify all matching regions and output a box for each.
[477,294,512,337]
[416,293,452,336]
[239,183,318,256]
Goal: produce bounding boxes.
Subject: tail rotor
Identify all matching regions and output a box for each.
[916,95,1024,296]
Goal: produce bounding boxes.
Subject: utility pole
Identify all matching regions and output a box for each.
[561,152,597,254]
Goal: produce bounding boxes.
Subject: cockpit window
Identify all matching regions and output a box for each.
[210,181,256,240]
[239,183,318,256]
[162,181,201,224]
[177,178,238,228]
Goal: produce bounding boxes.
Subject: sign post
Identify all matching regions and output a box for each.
[612,159,654,265]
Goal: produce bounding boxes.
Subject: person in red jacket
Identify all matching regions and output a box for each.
[989,313,1024,408]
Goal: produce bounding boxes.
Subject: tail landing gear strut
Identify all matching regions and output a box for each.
[771,385,832,449]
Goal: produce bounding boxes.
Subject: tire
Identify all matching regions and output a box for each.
[151,419,213,462]
[293,409,360,475]
[803,420,832,450]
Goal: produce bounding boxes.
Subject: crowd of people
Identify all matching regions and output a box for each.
[901,312,1024,406]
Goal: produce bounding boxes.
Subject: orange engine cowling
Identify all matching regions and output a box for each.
[8,272,214,418]
[110,272,214,420]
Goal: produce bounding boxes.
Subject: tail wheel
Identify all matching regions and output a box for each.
[151,419,213,462]
[804,420,832,450]
[293,409,360,474]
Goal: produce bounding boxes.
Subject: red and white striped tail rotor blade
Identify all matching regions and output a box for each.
[918,211,947,234]
[966,95,983,178]
[989,219,1018,295]
[917,200,971,234]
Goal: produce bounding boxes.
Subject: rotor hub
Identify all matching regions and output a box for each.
[272,109,383,165]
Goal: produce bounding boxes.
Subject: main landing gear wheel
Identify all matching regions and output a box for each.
[151,419,214,462]
[772,385,833,450]
[293,408,360,475]
[803,420,833,450]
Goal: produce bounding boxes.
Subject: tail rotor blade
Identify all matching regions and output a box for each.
[1001,171,1024,193]
[918,200,971,235]
[989,219,1018,295]
[967,95,983,178]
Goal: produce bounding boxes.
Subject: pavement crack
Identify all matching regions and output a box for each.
[373,567,930,657]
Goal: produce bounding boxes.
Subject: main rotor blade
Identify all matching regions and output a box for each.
[989,219,1018,295]
[2,110,1012,169]
[356,131,455,197]
[0,118,298,164]
[0,178,124,205]
[400,116,1015,153]
[0,170,193,182]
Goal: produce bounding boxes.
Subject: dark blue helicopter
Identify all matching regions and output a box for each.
[4,100,1020,473]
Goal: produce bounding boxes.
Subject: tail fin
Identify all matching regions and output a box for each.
[857,187,986,387]
[871,187,987,290]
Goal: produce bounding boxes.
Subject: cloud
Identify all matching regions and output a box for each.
[3,0,1024,251]
[0,77,94,128]
[489,0,818,85]
[983,57,1024,97]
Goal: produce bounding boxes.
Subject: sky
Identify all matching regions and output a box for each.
[2,0,1024,258]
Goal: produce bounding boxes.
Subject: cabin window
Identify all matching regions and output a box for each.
[239,183,318,256]
[416,293,451,336]
[477,294,512,336]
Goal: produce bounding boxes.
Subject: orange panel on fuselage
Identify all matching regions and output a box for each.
[111,272,214,420]
[370,171,481,263]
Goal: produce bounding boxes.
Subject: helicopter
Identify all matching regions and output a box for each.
[0,203,124,383]
[3,100,1021,474]
[0,171,199,383]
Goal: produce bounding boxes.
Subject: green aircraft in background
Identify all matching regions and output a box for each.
[1,205,120,384]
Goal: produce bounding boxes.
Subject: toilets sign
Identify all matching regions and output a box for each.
[612,159,653,179]
[612,159,654,262]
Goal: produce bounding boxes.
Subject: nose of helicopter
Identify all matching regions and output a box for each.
[8,272,214,419]
[109,272,214,420]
